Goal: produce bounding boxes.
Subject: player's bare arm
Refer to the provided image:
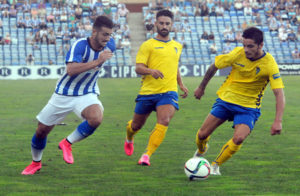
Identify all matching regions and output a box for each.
[194,64,218,100]
[66,50,113,76]
[177,68,188,98]
[135,63,164,79]
[271,88,285,136]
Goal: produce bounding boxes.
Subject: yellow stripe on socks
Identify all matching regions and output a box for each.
[145,123,168,157]
[126,120,139,141]
[213,138,242,166]
[196,130,210,154]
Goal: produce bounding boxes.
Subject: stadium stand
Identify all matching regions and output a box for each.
[0,0,299,66]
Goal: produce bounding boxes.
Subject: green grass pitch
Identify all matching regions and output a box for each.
[0,76,299,195]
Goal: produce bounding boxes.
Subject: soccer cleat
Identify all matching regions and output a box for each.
[124,140,134,156]
[138,154,150,166]
[194,144,209,157]
[21,161,42,175]
[211,163,221,175]
[58,138,74,164]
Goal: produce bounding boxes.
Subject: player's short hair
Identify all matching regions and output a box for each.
[156,9,174,21]
[242,27,264,45]
[93,15,113,30]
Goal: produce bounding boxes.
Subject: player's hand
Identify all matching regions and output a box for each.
[98,50,113,63]
[270,121,282,135]
[179,84,188,98]
[194,87,205,100]
[150,69,164,79]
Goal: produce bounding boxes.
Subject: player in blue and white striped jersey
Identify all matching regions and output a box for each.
[22,15,116,175]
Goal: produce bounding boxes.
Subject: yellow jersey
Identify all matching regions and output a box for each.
[215,47,284,108]
[136,38,182,95]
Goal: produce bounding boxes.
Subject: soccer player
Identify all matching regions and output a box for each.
[193,27,285,175]
[21,16,115,175]
[123,9,189,166]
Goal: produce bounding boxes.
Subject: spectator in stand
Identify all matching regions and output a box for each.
[9,5,17,18]
[209,43,217,54]
[243,4,252,16]
[209,6,217,16]
[34,31,41,44]
[241,21,248,30]
[222,0,232,11]
[4,33,11,44]
[122,24,130,39]
[171,4,180,18]
[224,29,236,42]
[31,16,41,32]
[76,24,86,38]
[103,4,112,18]
[254,13,262,26]
[178,34,187,49]
[75,5,83,21]
[0,18,2,28]
[118,4,129,22]
[47,12,56,23]
[56,26,63,39]
[292,47,300,59]
[84,20,93,31]
[223,25,231,38]
[207,0,215,12]
[82,0,92,12]
[288,30,297,41]
[252,4,260,16]
[60,11,68,22]
[41,33,49,44]
[180,19,191,32]
[278,29,288,42]
[268,14,279,32]
[2,8,9,18]
[38,1,47,18]
[222,41,232,54]
[48,30,56,45]
[235,31,243,43]
[216,2,225,16]
[39,16,47,29]
[194,5,201,16]
[121,38,131,50]
[200,31,209,44]
[145,18,154,33]
[26,54,35,66]
[31,7,39,18]
[200,4,209,17]
[24,16,32,28]
[0,36,4,45]
[22,1,31,13]
[17,16,26,28]
[53,4,61,20]
[234,0,243,11]
[208,31,215,42]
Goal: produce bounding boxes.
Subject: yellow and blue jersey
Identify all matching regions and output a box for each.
[136,38,182,95]
[215,47,284,108]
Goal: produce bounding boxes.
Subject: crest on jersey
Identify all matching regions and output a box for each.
[272,73,281,79]
[256,67,260,74]
[174,47,178,54]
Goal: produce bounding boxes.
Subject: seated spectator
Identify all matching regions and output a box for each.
[200,4,209,17]
[207,0,215,11]
[47,12,56,23]
[224,29,236,42]
[31,16,41,31]
[216,3,225,16]
[118,4,129,21]
[60,11,68,22]
[200,31,209,44]
[287,30,297,41]
[235,31,243,43]
[31,7,39,18]
[180,19,191,32]
[82,0,92,12]
[2,8,9,18]
[222,0,232,11]
[121,38,131,49]
[278,29,288,42]
[48,30,56,45]
[223,41,232,54]
[121,24,130,39]
[234,0,243,11]
[268,14,278,31]
[84,20,93,31]
[194,5,201,17]
[252,4,260,16]
[4,33,11,44]
[243,4,252,16]
[22,1,31,13]
[209,6,217,16]
[209,43,217,54]
[53,4,61,19]
[241,21,248,30]
[75,5,83,21]
[56,26,63,39]
[34,31,41,43]
[17,16,26,28]
[208,31,215,42]
[41,33,48,44]
[145,19,154,32]
[26,54,35,66]
[37,1,47,17]
[48,59,54,65]
[292,47,300,59]
[26,31,35,45]
[9,5,17,17]
[254,13,262,26]
[178,34,187,48]
[0,19,2,28]
[103,4,112,18]
[223,25,231,37]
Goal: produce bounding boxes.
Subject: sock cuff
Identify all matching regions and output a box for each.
[31,134,47,150]
[77,120,96,137]
[229,139,242,151]
[127,120,133,131]
[154,123,168,132]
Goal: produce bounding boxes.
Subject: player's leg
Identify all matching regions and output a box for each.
[21,123,55,175]
[59,94,103,164]
[138,104,175,166]
[195,114,226,157]
[124,112,150,156]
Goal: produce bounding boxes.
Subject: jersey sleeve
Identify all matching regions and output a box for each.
[65,40,86,63]
[215,47,242,69]
[268,57,284,89]
[136,41,151,66]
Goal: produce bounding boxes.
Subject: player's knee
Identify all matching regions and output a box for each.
[198,128,209,140]
[87,116,102,128]
[158,117,171,127]
[232,136,245,145]
[131,121,143,131]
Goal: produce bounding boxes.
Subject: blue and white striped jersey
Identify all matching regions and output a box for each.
[55,37,115,96]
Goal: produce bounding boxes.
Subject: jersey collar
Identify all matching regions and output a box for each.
[154,38,171,43]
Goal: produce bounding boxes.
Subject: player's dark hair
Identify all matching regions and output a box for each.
[242,27,264,45]
[156,9,174,20]
[93,15,113,30]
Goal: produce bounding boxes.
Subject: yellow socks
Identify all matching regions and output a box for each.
[213,138,242,166]
[196,130,210,154]
[126,120,139,141]
[145,123,168,157]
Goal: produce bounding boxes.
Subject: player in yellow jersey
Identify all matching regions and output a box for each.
[193,27,285,175]
[124,9,188,166]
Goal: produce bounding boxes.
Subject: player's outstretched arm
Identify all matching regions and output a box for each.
[135,63,164,79]
[66,50,113,76]
[177,68,188,98]
[194,64,218,100]
[270,88,285,136]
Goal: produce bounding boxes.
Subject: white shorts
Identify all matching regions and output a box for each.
[37,93,104,126]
